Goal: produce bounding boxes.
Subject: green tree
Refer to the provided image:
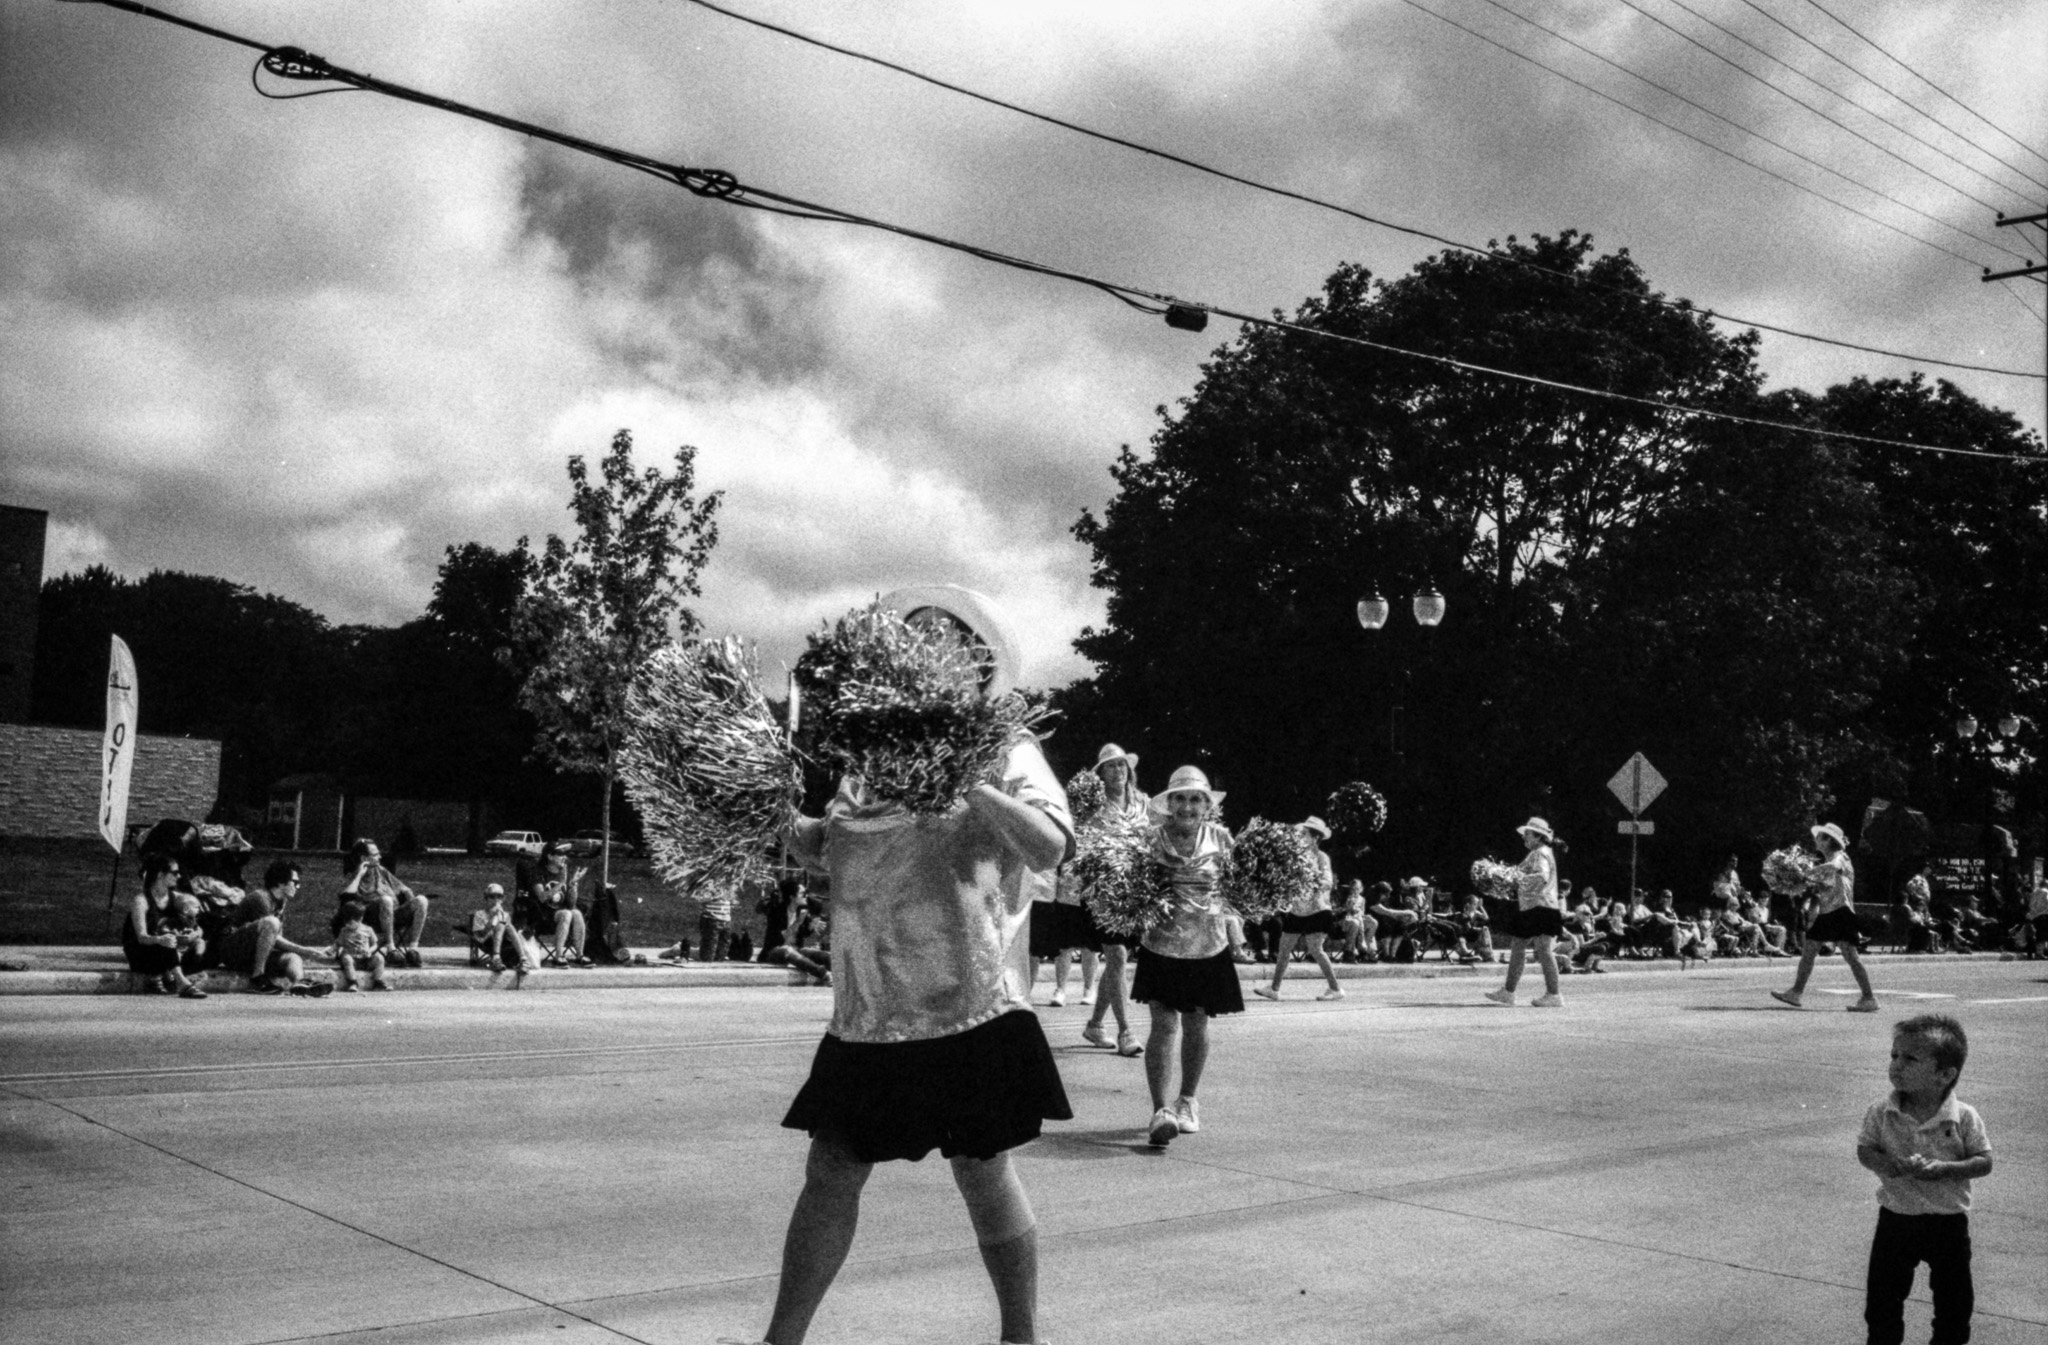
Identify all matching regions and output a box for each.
[508,431,722,886]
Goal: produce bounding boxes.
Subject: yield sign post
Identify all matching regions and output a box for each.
[1606,752,1666,902]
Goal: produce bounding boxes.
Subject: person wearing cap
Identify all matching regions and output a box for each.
[470,882,528,974]
[1771,822,1880,1012]
[1484,818,1566,1008]
[750,586,1073,1345]
[1131,765,1242,1148]
[1079,743,1146,1056]
[1253,817,1345,1002]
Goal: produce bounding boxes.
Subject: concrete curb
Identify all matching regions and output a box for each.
[0,947,2014,996]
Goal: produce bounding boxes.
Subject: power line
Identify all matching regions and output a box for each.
[1644,0,2045,201]
[671,0,2038,379]
[62,0,2048,465]
[1794,0,2048,175]
[1725,0,2048,196]
[1454,0,2027,263]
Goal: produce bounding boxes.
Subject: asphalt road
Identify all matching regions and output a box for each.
[3,959,2043,1345]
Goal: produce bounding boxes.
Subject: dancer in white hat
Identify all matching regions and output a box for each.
[1484,818,1565,1008]
[1079,743,1146,1056]
[1771,822,1880,1013]
[1253,817,1345,1001]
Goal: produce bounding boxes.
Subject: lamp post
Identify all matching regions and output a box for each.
[1356,589,1446,762]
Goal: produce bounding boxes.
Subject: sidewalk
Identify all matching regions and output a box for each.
[0,944,2005,995]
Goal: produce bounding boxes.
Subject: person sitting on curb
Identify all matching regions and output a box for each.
[471,883,536,973]
[121,854,208,999]
[337,839,430,968]
[330,899,391,991]
[1367,880,1420,959]
[516,842,596,967]
[225,860,333,997]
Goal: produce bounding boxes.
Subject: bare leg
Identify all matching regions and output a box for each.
[1267,932,1299,991]
[370,895,398,950]
[1087,944,1130,1032]
[248,915,282,981]
[1078,948,1098,998]
[1144,1001,1179,1109]
[1788,945,1819,994]
[951,1152,1038,1345]
[1051,951,1071,999]
[1304,933,1339,991]
[1840,945,1876,998]
[765,1134,873,1345]
[1531,934,1560,995]
[1502,939,1529,993]
[1177,1009,1210,1098]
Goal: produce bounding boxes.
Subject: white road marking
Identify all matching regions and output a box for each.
[1967,996,2048,1005]
[1811,988,1954,999]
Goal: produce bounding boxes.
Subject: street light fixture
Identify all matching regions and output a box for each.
[1356,589,1446,630]
[1956,713,1978,741]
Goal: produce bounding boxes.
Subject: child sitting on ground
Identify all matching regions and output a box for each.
[331,899,390,992]
[1856,1014,1993,1345]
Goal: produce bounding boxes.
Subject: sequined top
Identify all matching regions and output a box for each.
[1516,844,1559,910]
[1286,847,1336,917]
[1056,786,1149,904]
[786,736,1073,1044]
[1139,821,1235,960]
[1812,851,1855,913]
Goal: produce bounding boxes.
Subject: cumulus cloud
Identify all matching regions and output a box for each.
[2,0,2041,687]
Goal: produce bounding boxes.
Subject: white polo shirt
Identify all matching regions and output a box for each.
[1857,1091,1992,1215]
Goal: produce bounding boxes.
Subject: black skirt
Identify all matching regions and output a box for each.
[1807,905,1862,946]
[1279,909,1338,937]
[1028,902,1099,956]
[1130,947,1245,1016]
[1505,905,1566,940]
[782,1009,1072,1163]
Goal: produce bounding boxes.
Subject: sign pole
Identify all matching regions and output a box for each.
[1629,759,1642,903]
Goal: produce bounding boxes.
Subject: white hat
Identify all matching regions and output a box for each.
[877,584,1022,698]
[1811,822,1849,852]
[1094,742,1139,773]
[1516,817,1555,842]
[1299,816,1331,840]
[1402,875,1428,890]
[1150,765,1225,816]
[484,882,505,897]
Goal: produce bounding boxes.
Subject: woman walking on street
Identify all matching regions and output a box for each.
[1484,818,1565,1008]
[1771,823,1880,1013]
[1254,817,1344,1001]
[1080,743,1147,1057]
[1131,766,1241,1148]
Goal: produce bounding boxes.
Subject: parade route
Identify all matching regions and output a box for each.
[3,958,2042,1345]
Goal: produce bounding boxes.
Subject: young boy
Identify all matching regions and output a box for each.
[331,899,391,991]
[1856,1014,1993,1345]
[471,882,529,973]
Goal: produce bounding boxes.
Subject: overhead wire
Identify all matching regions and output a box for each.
[1599,0,2033,218]
[1726,0,2048,196]
[1449,0,2027,264]
[672,0,2036,379]
[1638,0,2044,201]
[62,0,2047,464]
[1792,0,2048,175]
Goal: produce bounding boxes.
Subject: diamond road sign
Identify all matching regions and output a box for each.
[1608,753,1667,816]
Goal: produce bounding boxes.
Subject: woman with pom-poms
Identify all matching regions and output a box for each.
[755,586,1074,1345]
[1770,822,1880,1013]
[1252,816,1346,1001]
[1483,817,1567,1009]
[1129,765,1242,1148]
[1077,742,1148,1057]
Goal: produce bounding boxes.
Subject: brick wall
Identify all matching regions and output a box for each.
[0,723,221,839]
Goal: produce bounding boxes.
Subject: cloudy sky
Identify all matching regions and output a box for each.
[4,0,2043,688]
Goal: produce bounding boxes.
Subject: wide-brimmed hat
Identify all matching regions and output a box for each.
[1811,822,1849,852]
[877,584,1022,698]
[1094,742,1139,773]
[1300,816,1331,840]
[1516,817,1555,843]
[1402,875,1428,890]
[1150,765,1224,816]
[484,882,505,897]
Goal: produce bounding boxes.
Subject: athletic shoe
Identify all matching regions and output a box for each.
[1116,1030,1143,1057]
[246,979,286,996]
[1147,1108,1178,1147]
[1079,990,1096,1006]
[1048,990,1066,1008]
[1848,997,1881,1013]
[1173,1095,1200,1134]
[1531,993,1563,1008]
[403,948,423,969]
[1483,989,1516,1006]
[177,983,208,1000]
[1252,985,1280,1001]
[1081,1023,1111,1048]
[1317,988,1346,1001]
[1770,989,1803,1009]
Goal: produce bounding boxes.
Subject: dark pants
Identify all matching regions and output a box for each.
[1866,1207,1972,1345]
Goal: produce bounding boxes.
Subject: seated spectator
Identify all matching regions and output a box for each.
[223,860,333,996]
[471,882,535,973]
[1713,894,1760,957]
[337,839,430,967]
[759,878,831,985]
[1562,890,1608,972]
[1641,890,1688,959]
[1938,889,1999,951]
[122,855,208,998]
[1337,879,1376,962]
[516,842,595,968]
[329,899,391,991]
[1450,890,1493,963]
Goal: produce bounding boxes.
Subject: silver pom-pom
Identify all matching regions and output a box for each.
[1220,818,1318,921]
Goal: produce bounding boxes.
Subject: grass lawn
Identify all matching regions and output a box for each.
[0,836,744,949]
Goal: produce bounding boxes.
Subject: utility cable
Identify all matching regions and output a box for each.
[1726,0,2048,195]
[1642,0,2045,200]
[1455,0,2026,263]
[1794,0,2048,175]
[1601,0,2033,216]
[64,0,2047,463]
[671,0,2037,379]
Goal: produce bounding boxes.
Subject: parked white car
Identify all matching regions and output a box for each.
[483,830,544,858]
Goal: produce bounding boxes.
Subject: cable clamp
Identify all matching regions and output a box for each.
[676,167,740,199]
[261,46,335,81]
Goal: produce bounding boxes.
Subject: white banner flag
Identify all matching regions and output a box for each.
[99,635,138,853]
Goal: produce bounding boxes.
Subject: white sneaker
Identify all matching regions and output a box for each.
[1531,992,1563,1008]
[1173,1095,1200,1134]
[1047,990,1066,1007]
[1147,1107,1178,1147]
[1252,985,1280,1000]
[1317,987,1346,1001]
[1483,989,1516,1006]
[1848,996,1881,1013]
[1770,989,1803,1009]
[1116,1030,1143,1057]
[1079,990,1096,1005]
[1081,1022,1110,1048]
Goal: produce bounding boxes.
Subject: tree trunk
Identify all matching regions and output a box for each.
[600,747,614,892]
